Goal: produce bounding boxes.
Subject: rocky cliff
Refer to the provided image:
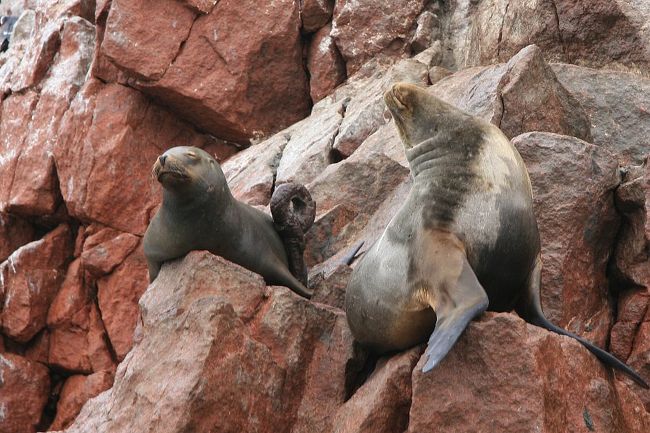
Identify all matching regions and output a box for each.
[0,1,649,432]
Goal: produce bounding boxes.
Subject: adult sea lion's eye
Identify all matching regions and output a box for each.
[186,152,198,159]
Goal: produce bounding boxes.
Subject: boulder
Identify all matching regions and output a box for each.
[0,353,50,433]
[57,252,362,433]
[0,224,72,342]
[513,132,620,346]
[307,24,346,102]
[406,312,650,433]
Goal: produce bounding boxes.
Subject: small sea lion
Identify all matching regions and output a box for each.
[144,146,313,298]
[345,82,648,388]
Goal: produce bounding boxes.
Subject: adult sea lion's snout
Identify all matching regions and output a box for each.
[152,149,193,187]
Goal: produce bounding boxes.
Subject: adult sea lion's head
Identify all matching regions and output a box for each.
[152,146,229,199]
[384,82,464,149]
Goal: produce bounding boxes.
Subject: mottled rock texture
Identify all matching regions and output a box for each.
[1,0,649,432]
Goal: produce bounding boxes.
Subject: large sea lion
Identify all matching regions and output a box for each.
[143,146,313,298]
[344,82,648,388]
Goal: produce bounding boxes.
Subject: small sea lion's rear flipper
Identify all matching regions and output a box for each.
[422,256,489,372]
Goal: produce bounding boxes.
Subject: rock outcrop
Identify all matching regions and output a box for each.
[0,0,649,432]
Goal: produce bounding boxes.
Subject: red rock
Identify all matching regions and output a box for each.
[96,245,148,361]
[431,45,591,141]
[0,213,35,262]
[81,232,139,277]
[333,348,421,433]
[611,290,649,361]
[47,259,115,373]
[553,64,650,164]
[7,16,95,217]
[0,91,39,211]
[407,312,649,433]
[24,329,49,364]
[54,79,219,236]
[513,132,620,346]
[301,0,334,33]
[627,306,650,410]
[0,353,50,433]
[0,224,72,342]
[60,253,284,433]
[331,0,426,75]
[49,371,114,431]
[307,24,346,102]
[101,0,310,142]
[101,0,195,80]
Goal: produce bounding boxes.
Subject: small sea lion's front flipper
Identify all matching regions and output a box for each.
[422,256,489,372]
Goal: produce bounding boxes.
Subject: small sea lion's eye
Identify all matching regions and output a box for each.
[186,152,198,159]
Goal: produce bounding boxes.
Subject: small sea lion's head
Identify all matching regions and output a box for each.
[384,82,457,149]
[152,146,227,196]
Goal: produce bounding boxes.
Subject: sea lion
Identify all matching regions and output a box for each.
[143,146,313,298]
[344,82,648,388]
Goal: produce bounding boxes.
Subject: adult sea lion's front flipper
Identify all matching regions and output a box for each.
[422,250,489,373]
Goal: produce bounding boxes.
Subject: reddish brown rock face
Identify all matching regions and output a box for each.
[0,353,50,433]
[3,1,650,430]
[513,132,620,346]
[100,0,311,143]
[406,313,650,433]
[0,224,72,343]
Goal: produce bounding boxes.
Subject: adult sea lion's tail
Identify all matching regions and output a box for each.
[516,255,649,389]
[270,182,316,286]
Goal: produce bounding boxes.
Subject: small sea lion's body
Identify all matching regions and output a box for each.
[144,146,312,298]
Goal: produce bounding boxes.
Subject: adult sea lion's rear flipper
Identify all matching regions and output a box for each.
[516,255,649,389]
[422,257,489,372]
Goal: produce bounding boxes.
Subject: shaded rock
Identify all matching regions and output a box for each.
[611,290,649,361]
[301,0,334,33]
[331,0,426,75]
[513,132,620,345]
[333,347,421,433]
[410,10,439,54]
[96,244,148,360]
[59,252,362,433]
[428,65,451,84]
[628,310,650,411]
[310,264,352,309]
[304,152,409,266]
[24,329,49,364]
[0,213,35,262]
[611,160,650,293]
[47,259,115,373]
[49,371,114,431]
[431,45,591,141]
[179,0,217,14]
[553,64,650,164]
[307,24,346,103]
[54,79,219,236]
[407,312,650,433]
[0,353,50,433]
[81,232,139,277]
[0,224,72,342]
[103,0,310,143]
[440,0,650,75]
